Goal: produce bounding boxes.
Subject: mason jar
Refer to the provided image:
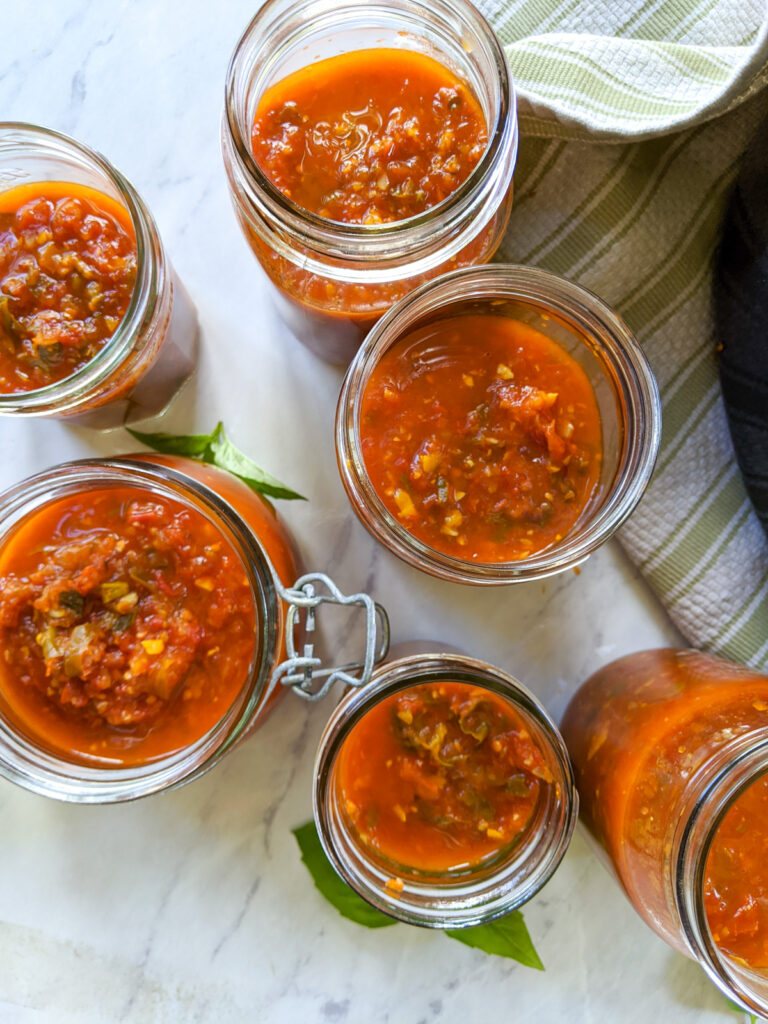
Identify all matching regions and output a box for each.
[222,0,517,364]
[0,123,198,427]
[0,456,387,802]
[562,648,768,1018]
[336,264,661,584]
[314,652,577,927]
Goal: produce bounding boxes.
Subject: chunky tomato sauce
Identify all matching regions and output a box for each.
[252,49,487,225]
[244,48,500,350]
[562,650,768,957]
[0,486,256,765]
[705,773,768,968]
[0,181,137,393]
[360,314,603,562]
[336,681,553,873]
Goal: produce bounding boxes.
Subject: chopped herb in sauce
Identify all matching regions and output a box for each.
[0,182,137,394]
[0,486,255,766]
[360,314,603,562]
[337,681,554,873]
[251,49,488,226]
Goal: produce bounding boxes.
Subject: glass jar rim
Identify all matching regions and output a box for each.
[335,264,662,584]
[0,122,165,415]
[0,456,279,802]
[313,652,578,927]
[223,0,517,264]
[676,737,768,1018]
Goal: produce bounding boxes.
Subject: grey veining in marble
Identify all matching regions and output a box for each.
[0,2,746,1022]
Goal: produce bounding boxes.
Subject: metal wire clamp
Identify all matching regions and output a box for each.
[271,572,390,701]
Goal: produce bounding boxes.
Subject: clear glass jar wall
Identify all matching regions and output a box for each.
[0,123,198,426]
[0,456,300,802]
[562,649,768,1018]
[222,0,518,364]
[336,264,661,584]
[314,653,577,927]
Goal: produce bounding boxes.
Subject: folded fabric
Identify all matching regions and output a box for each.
[479,0,768,668]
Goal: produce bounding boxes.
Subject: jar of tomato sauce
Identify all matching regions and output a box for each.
[0,456,388,802]
[0,123,197,427]
[562,649,768,1017]
[221,0,517,364]
[314,652,577,926]
[336,265,660,584]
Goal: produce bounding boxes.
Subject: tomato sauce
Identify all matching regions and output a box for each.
[336,681,553,873]
[0,181,137,393]
[705,773,768,968]
[360,314,603,563]
[0,485,256,766]
[251,49,487,225]
[562,650,768,957]
[244,49,498,348]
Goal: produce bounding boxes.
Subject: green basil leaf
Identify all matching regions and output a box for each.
[126,426,212,458]
[726,996,758,1022]
[127,421,305,501]
[292,821,396,929]
[113,611,136,632]
[293,820,543,968]
[58,590,85,615]
[206,422,306,501]
[0,295,24,344]
[445,912,545,970]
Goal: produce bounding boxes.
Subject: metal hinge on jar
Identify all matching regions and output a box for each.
[271,573,390,701]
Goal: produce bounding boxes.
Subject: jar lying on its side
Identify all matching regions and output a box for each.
[336,264,660,584]
[561,649,768,1018]
[0,456,386,802]
[314,653,577,927]
[222,0,517,364]
[0,123,198,427]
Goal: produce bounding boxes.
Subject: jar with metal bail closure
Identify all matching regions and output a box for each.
[0,455,389,803]
[0,456,576,928]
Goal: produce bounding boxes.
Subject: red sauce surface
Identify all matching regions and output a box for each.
[0,181,137,394]
[0,486,256,765]
[243,49,506,344]
[336,681,552,873]
[705,772,768,968]
[251,49,487,225]
[360,314,603,562]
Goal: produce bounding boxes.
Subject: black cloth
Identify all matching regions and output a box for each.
[715,115,768,537]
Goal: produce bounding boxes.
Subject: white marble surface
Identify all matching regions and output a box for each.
[0,3,745,1022]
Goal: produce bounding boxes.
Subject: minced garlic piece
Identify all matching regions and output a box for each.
[141,638,165,655]
[394,488,417,518]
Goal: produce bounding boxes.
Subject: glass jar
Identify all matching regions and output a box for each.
[336,264,661,584]
[561,648,768,1017]
[222,0,517,364]
[0,123,198,427]
[314,653,577,927]
[0,455,387,803]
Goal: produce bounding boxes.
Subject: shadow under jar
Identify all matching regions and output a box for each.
[562,649,768,1019]
[336,265,661,584]
[0,456,385,803]
[314,653,577,927]
[222,0,517,365]
[0,124,198,427]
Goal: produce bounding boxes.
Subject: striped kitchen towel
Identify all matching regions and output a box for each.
[479,0,768,669]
